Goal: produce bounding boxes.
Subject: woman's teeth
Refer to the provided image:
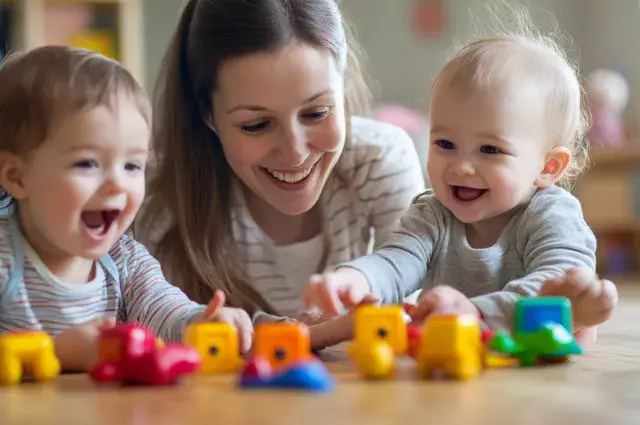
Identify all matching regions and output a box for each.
[266,167,313,183]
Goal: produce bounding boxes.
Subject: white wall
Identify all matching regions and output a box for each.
[340,0,582,108]
[142,0,184,94]
[576,0,640,123]
[142,0,640,122]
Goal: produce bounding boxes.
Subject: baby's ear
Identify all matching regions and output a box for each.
[534,146,571,188]
[0,151,28,200]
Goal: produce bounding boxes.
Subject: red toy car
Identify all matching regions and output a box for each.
[90,324,200,386]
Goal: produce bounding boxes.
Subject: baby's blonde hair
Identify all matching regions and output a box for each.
[433,1,590,189]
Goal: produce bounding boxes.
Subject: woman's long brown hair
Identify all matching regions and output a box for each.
[136,0,370,316]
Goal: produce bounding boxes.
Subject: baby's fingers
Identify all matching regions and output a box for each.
[409,297,435,324]
[201,290,226,321]
[309,274,343,316]
[235,313,254,353]
[541,269,594,298]
[594,279,618,321]
[338,288,378,312]
[403,302,417,317]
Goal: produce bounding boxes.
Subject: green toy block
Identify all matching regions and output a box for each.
[515,323,582,357]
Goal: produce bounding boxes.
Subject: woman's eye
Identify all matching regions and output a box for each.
[241,121,269,135]
[435,139,455,150]
[481,145,503,155]
[125,162,143,172]
[74,159,98,169]
[303,107,331,120]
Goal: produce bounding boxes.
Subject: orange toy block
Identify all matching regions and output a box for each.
[183,323,241,374]
[253,323,311,369]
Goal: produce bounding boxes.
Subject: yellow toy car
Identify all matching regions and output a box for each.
[0,331,60,385]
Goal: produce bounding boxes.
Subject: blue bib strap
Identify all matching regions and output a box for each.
[97,253,121,297]
[1,215,25,309]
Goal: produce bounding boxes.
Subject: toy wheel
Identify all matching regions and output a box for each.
[451,364,480,381]
[0,354,23,385]
[32,351,61,381]
[418,362,441,380]
[537,355,569,365]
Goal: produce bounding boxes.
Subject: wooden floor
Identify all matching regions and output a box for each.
[3,284,640,425]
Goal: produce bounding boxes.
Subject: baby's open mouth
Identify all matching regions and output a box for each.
[452,186,488,202]
[81,210,121,236]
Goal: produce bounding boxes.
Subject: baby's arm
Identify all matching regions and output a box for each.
[117,236,254,349]
[471,190,597,332]
[306,195,442,313]
[117,236,206,342]
[346,196,442,304]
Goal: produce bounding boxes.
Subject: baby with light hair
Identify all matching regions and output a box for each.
[304,4,617,342]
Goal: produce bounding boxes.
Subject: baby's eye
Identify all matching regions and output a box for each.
[435,139,455,150]
[241,121,269,135]
[480,145,503,155]
[74,159,98,169]
[302,107,331,121]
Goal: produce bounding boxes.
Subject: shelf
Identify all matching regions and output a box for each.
[590,222,640,233]
[1,0,142,84]
[44,1,127,3]
[588,145,640,169]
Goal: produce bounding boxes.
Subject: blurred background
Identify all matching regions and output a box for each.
[1,0,640,279]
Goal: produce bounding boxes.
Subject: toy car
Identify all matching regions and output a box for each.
[90,324,200,386]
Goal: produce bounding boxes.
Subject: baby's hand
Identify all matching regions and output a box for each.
[199,290,254,353]
[54,316,116,372]
[405,285,479,324]
[540,268,618,331]
[303,268,377,316]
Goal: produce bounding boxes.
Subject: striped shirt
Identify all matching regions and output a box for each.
[0,215,206,342]
[140,117,426,318]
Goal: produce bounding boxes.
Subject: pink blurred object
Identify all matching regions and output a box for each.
[587,69,629,147]
[44,4,90,46]
[373,105,427,136]
[590,107,626,147]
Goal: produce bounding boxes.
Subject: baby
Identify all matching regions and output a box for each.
[304,13,617,341]
[0,46,253,371]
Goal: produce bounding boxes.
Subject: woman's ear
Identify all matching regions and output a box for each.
[0,151,28,200]
[534,146,571,188]
[200,103,217,133]
[203,114,217,133]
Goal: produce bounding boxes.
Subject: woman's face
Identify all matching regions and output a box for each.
[211,42,347,216]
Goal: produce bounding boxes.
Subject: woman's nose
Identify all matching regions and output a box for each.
[278,124,310,167]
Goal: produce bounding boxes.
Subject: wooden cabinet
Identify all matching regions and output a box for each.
[0,0,143,84]
[573,146,640,275]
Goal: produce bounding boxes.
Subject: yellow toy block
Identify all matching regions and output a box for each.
[418,314,483,380]
[183,323,241,374]
[353,305,407,355]
[348,340,395,380]
[0,331,60,385]
[253,322,311,369]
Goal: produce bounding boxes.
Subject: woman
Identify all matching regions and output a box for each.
[136,0,425,348]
